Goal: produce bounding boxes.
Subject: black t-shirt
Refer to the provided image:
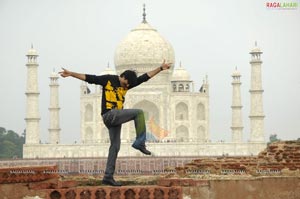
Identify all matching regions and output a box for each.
[85,73,150,115]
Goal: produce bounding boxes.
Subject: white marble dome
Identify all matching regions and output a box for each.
[172,64,191,81]
[100,65,116,75]
[232,67,241,77]
[50,71,59,78]
[114,21,175,74]
[27,46,38,56]
[250,42,262,54]
[251,47,262,53]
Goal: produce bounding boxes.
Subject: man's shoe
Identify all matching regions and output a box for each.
[102,178,122,186]
[132,143,151,155]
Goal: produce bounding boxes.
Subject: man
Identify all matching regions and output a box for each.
[59,60,171,186]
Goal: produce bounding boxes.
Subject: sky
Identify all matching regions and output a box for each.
[0,0,299,144]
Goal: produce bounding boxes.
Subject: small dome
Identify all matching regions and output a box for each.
[27,45,38,56]
[232,67,241,76]
[100,65,116,75]
[171,63,191,81]
[50,69,59,79]
[251,47,262,53]
[50,71,59,78]
[250,41,262,54]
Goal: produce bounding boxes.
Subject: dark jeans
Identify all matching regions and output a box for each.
[102,109,146,178]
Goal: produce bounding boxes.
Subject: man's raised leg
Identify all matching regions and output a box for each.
[109,109,151,155]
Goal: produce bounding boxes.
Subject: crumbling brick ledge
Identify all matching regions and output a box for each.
[158,177,300,199]
[1,141,300,199]
[0,165,182,199]
[0,182,182,199]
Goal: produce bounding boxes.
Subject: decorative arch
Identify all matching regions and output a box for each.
[185,84,190,91]
[178,84,184,92]
[197,126,206,142]
[133,100,159,122]
[101,127,109,142]
[175,102,189,120]
[84,104,93,122]
[172,83,177,92]
[133,100,160,139]
[85,127,93,143]
[197,103,205,120]
[176,125,189,142]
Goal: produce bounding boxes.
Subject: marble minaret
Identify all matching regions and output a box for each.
[231,67,243,142]
[49,71,61,144]
[25,45,40,144]
[249,42,265,142]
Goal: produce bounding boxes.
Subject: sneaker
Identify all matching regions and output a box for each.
[102,177,122,186]
[132,143,151,155]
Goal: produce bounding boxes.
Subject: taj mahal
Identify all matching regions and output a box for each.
[23,8,266,158]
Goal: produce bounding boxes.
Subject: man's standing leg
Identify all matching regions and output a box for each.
[102,125,122,186]
[102,109,151,186]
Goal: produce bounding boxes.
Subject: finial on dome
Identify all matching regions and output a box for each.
[142,4,147,23]
[31,43,34,49]
[179,61,182,68]
[107,62,110,68]
[255,41,257,47]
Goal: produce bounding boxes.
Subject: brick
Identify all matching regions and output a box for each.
[57,180,79,189]
[46,186,182,199]
[29,178,58,190]
[158,178,209,187]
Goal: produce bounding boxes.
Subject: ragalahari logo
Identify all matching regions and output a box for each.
[266,1,299,9]
[148,117,170,140]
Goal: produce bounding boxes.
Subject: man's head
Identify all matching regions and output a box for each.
[119,70,137,88]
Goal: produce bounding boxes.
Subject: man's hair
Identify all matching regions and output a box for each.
[120,70,137,87]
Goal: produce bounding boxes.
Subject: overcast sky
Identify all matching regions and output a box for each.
[0,0,299,144]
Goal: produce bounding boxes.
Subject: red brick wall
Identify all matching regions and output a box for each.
[177,141,300,175]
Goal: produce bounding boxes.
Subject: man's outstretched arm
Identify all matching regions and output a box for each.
[59,68,86,81]
[147,60,172,78]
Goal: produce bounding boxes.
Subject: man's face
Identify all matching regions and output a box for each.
[119,76,129,88]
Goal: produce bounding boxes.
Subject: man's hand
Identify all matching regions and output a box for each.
[147,59,173,78]
[58,68,86,80]
[58,68,72,78]
[160,60,172,70]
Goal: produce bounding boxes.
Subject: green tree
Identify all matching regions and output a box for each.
[0,127,25,159]
[269,134,280,144]
[0,127,6,138]
[0,140,17,158]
